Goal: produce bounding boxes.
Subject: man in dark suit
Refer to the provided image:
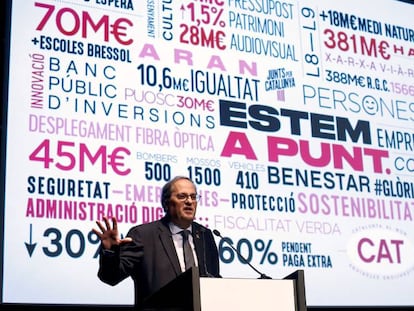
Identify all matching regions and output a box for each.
[93,176,220,308]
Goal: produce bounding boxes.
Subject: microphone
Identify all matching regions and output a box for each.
[213,229,272,279]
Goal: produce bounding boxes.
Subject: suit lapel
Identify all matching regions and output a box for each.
[193,224,206,276]
[158,220,182,275]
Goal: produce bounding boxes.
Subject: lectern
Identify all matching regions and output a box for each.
[142,268,307,311]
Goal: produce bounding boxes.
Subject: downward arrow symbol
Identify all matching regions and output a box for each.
[25,223,37,257]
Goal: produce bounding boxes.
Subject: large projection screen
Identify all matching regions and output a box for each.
[1,0,414,308]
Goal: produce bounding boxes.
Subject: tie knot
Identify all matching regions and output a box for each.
[181,230,190,240]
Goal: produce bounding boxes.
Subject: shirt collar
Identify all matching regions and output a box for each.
[169,222,192,235]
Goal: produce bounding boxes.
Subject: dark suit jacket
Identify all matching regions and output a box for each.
[97,216,220,308]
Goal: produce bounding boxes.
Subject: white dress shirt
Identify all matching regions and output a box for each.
[169,223,199,272]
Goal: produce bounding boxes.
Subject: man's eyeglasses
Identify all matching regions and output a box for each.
[174,193,201,201]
